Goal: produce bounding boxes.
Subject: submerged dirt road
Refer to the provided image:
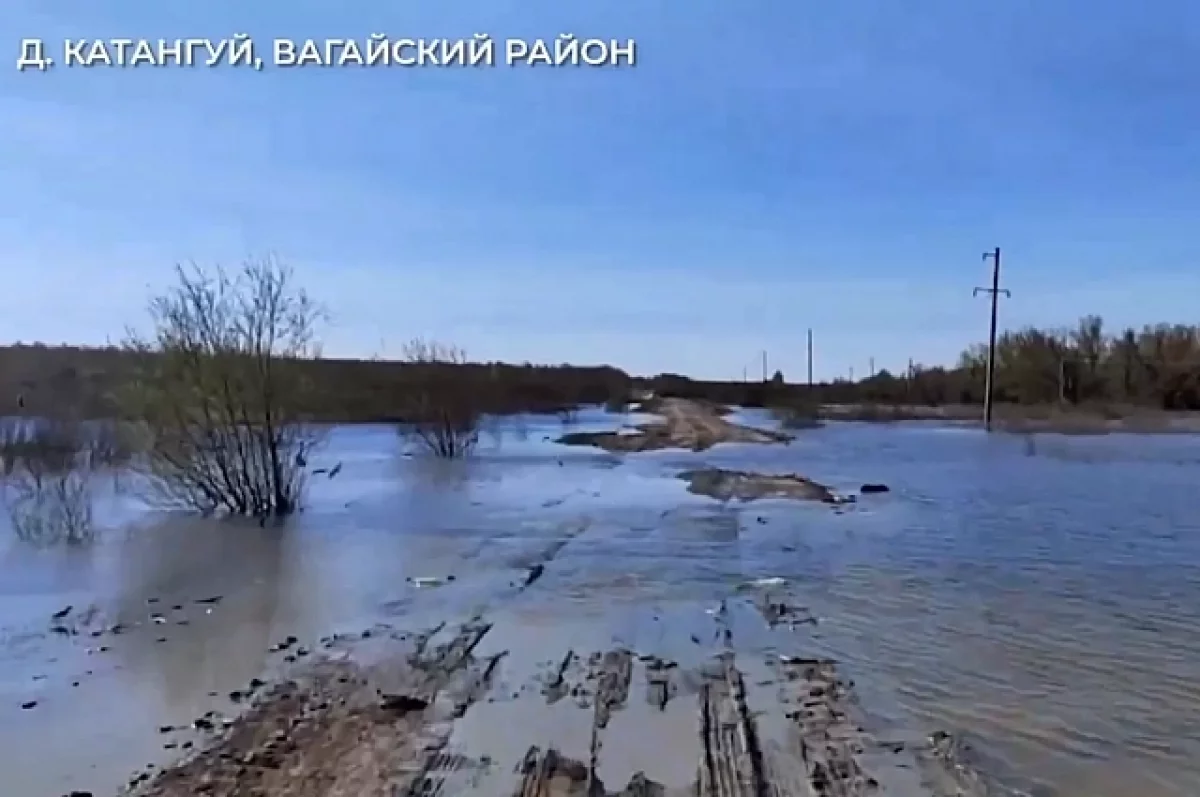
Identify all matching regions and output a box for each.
[125,584,997,797]
[111,403,987,797]
[560,399,846,505]
[558,399,791,453]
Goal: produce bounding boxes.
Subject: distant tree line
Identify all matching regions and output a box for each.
[5,314,1200,424]
[638,316,1200,412]
[0,341,629,422]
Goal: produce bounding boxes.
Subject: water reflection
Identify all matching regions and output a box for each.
[107,517,290,711]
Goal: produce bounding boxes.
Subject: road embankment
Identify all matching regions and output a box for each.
[558,398,791,453]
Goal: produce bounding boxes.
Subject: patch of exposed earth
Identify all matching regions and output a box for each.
[119,583,1015,797]
[558,398,791,453]
[679,468,839,503]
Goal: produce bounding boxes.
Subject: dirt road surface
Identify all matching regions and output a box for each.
[559,399,791,453]
[124,583,997,797]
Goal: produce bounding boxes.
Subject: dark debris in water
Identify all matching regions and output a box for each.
[378,693,429,715]
[524,563,546,588]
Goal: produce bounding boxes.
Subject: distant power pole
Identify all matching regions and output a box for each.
[869,357,875,378]
[806,329,814,386]
[761,350,768,382]
[973,247,1011,431]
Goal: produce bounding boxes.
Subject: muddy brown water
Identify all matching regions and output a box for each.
[1,408,1199,796]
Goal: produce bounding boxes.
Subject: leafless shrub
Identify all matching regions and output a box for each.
[121,257,326,519]
[84,420,139,469]
[397,339,481,459]
[5,467,94,545]
[0,419,96,545]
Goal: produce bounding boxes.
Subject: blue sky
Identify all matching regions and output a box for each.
[2,1,1199,381]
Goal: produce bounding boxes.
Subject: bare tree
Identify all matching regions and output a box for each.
[398,339,482,458]
[122,257,325,519]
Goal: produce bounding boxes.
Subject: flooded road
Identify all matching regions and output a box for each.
[2,409,1199,796]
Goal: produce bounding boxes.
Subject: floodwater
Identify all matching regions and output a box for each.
[2,408,1199,796]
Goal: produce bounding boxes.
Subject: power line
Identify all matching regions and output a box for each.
[973,247,1011,432]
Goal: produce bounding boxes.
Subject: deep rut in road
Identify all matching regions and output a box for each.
[128,598,1006,797]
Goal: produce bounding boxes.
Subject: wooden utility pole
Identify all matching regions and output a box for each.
[974,247,1010,431]
[806,329,814,386]
[761,350,768,382]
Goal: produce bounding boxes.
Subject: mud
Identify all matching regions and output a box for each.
[680,468,837,503]
[129,620,500,797]
[558,399,791,453]
[121,600,1004,797]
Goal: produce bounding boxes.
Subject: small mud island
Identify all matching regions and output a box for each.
[680,467,837,503]
[558,398,791,452]
[561,399,845,504]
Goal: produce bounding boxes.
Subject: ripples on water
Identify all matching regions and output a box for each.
[1,410,1199,796]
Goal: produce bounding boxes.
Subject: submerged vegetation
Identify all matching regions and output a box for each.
[121,259,325,519]
[0,418,133,545]
[395,339,482,459]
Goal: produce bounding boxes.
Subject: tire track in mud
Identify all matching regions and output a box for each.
[696,653,770,797]
[128,511,597,795]
[771,655,876,796]
[507,587,1007,797]
[129,554,1009,797]
[394,513,596,796]
[129,619,502,797]
[506,599,820,797]
[511,648,790,797]
[514,646,639,796]
[387,619,503,797]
